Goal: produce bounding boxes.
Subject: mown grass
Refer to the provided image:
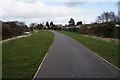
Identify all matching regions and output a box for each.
[2,30,54,79]
[57,31,119,69]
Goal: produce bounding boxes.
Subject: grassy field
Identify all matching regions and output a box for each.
[57,31,119,68]
[2,30,54,79]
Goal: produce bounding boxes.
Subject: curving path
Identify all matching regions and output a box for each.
[35,31,118,78]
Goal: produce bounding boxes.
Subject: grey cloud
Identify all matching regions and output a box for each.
[16,0,39,3]
[64,2,87,7]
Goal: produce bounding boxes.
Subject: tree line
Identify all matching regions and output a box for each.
[2,21,28,40]
[29,21,63,30]
[1,11,119,40]
[65,11,120,39]
[29,19,83,30]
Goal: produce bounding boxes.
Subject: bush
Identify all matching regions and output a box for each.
[2,21,28,40]
[81,22,115,38]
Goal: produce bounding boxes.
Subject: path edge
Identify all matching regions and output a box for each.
[57,31,120,70]
[32,31,54,80]
[72,35,120,70]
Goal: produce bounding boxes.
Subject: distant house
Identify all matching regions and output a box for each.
[43,25,48,30]
[52,24,62,30]
[55,24,62,28]
[67,25,81,29]
[81,24,92,28]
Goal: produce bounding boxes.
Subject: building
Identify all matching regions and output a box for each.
[43,25,48,29]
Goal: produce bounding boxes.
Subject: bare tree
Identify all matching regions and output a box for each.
[96,11,118,23]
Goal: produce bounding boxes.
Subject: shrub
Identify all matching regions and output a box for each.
[2,21,28,40]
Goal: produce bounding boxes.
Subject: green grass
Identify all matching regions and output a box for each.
[2,30,54,79]
[57,31,119,69]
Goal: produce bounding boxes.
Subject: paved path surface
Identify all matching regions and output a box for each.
[35,31,118,78]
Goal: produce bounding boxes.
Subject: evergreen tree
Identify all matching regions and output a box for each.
[76,21,82,25]
[46,21,49,29]
[68,18,75,26]
[50,21,53,26]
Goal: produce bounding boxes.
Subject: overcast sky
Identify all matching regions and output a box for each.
[0,0,118,26]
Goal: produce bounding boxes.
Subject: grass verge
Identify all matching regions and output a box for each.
[2,30,54,79]
[57,31,119,69]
